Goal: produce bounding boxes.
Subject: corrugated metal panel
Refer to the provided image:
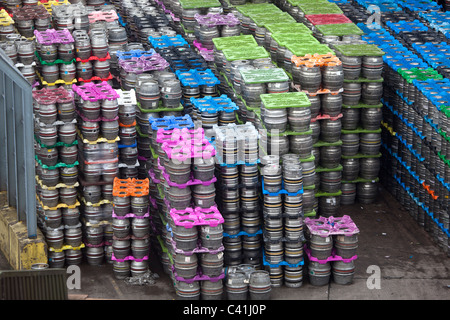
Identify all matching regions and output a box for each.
[0,269,68,300]
[0,48,37,239]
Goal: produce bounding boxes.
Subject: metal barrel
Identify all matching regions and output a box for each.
[308,261,331,286]
[248,270,271,300]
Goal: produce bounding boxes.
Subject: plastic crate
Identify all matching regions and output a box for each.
[285,43,335,57]
[314,23,364,36]
[333,43,385,57]
[190,95,238,113]
[398,68,443,83]
[298,2,343,14]
[222,46,270,62]
[178,0,221,9]
[175,69,220,87]
[149,35,189,49]
[235,3,280,16]
[239,68,289,84]
[305,14,352,25]
[249,11,296,27]
[0,9,14,26]
[212,34,258,51]
[265,22,313,35]
[260,92,311,109]
[271,32,319,46]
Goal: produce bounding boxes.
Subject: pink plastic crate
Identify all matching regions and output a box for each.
[169,238,224,256]
[88,10,119,23]
[33,87,73,105]
[304,215,359,237]
[157,157,216,188]
[305,14,352,26]
[304,245,358,264]
[72,82,119,102]
[166,201,224,228]
[158,128,215,162]
[310,113,343,122]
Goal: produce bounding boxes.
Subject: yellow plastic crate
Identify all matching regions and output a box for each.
[38,0,70,14]
[0,9,14,26]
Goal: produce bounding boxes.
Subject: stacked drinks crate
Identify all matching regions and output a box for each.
[111,177,152,279]
[304,215,359,286]
[72,82,121,265]
[33,86,83,268]
[150,125,226,300]
[213,123,262,270]
[34,28,78,88]
[344,0,450,255]
[332,43,385,205]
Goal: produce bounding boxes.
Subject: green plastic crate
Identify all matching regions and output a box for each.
[315,164,343,173]
[399,68,443,83]
[341,127,382,134]
[315,23,364,36]
[314,189,342,197]
[222,46,270,61]
[249,12,296,27]
[333,44,385,57]
[342,102,383,109]
[341,152,382,159]
[313,140,343,147]
[265,22,313,35]
[212,34,258,51]
[344,77,384,83]
[272,32,319,46]
[260,91,311,109]
[285,43,335,56]
[235,3,280,16]
[240,68,289,84]
[299,3,343,14]
[288,0,329,5]
[341,177,379,183]
[179,0,221,9]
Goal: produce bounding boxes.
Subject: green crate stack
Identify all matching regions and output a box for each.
[331,43,385,205]
[234,67,291,122]
[176,0,222,41]
[256,91,310,287]
[211,34,275,122]
[256,92,316,214]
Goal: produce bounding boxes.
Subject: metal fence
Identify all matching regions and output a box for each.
[0,49,37,239]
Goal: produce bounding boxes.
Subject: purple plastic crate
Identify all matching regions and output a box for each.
[194,13,239,27]
[168,238,224,256]
[157,158,216,188]
[72,82,119,102]
[34,29,74,46]
[118,54,170,73]
[304,245,358,264]
[304,215,359,237]
[171,266,225,284]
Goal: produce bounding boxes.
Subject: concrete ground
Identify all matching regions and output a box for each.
[1,184,449,300]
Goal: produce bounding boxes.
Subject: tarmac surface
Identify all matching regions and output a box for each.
[1,184,449,301]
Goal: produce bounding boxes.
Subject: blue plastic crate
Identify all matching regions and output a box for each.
[148,35,189,49]
[386,20,429,33]
[116,49,156,60]
[175,69,220,88]
[149,114,195,131]
[190,95,238,114]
